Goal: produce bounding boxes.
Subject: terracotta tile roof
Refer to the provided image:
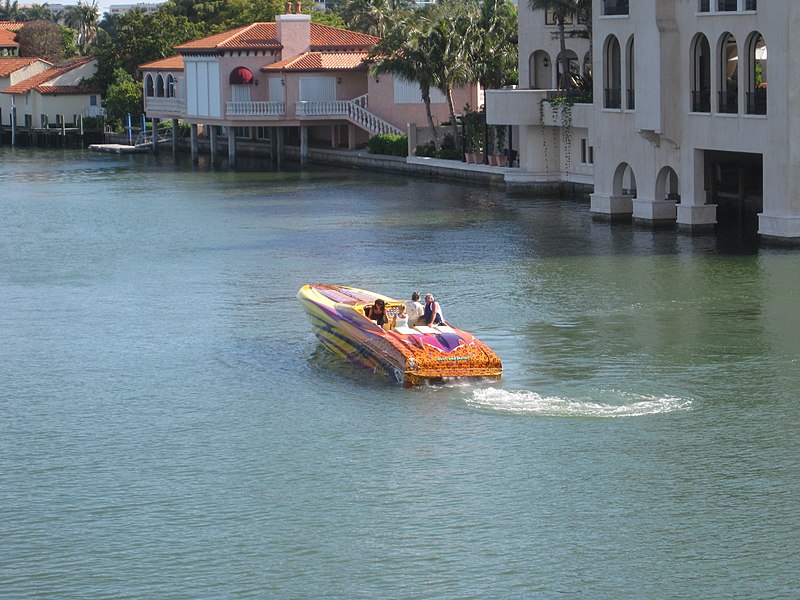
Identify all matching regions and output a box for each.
[0,28,18,47]
[139,55,184,71]
[310,24,379,50]
[175,23,280,52]
[175,22,379,53]
[0,57,48,77]
[2,56,98,95]
[262,52,369,72]
[0,21,24,31]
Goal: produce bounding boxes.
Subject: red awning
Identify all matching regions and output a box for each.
[229,67,254,85]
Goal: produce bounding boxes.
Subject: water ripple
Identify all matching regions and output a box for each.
[467,388,693,417]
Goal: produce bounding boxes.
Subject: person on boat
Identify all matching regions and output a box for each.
[405,291,425,326]
[366,298,389,328]
[423,294,444,326]
[394,305,409,329]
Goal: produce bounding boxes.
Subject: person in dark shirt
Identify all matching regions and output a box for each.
[423,294,444,326]
[366,298,389,327]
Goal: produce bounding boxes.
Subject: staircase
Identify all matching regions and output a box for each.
[296,94,404,136]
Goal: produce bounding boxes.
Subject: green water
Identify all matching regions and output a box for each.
[1,147,798,598]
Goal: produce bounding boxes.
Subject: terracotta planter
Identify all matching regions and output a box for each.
[488,154,498,166]
[495,155,508,167]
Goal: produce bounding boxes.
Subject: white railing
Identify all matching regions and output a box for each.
[296,97,403,136]
[84,106,106,117]
[226,101,286,116]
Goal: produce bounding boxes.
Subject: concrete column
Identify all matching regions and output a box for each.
[677,148,716,232]
[152,117,159,154]
[228,127,236,166]
[172,119,179,156]
[347,124,356,150]
[270,127,278,162]
[300,125,308,165]
[190,123,198,164]
[210,126,217,162]
[407,122,417,157]
[11,105,17,147]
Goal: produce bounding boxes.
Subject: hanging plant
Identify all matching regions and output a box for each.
[540,96,575,176]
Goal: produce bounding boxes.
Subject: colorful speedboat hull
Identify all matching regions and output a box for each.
[298,284,502,386]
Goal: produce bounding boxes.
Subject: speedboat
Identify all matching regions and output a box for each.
[298,284,502,386]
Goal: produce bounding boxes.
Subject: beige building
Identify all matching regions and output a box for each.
[489,0,798,245]
[1,56,102,129]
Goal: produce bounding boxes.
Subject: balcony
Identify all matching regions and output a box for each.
[691,90,711,113]
[604,88,621,109]
[602,0,629,16]
[746,89,766,115]
[145,97,186,114]
[718,90,738,114]
[226,101,285,117]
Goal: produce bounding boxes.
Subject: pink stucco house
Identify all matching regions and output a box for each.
[140,3,479,162]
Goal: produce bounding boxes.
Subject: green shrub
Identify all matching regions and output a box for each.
[415,140,437,157]
[367,133,408,156]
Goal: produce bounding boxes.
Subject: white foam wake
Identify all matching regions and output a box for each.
[467,388,692,418]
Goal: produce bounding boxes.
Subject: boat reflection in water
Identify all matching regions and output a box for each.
[298,284,502,387]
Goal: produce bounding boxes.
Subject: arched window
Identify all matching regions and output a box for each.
[556,49,579,89]
[529,50,552,89]
[156,74,165,98]
[166,74,175,98]
[145,74,154,97]
[718,32,738,113]
[625,35,635,110]
[604,35,621,109]
[691,33,711,112]
[745,32,767,115]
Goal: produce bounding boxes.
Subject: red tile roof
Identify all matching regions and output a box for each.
[139,55,184,71]
[0,28,18,48]
[0,21,24,31]
[2,56,98,95]
[262,52,369,72]
[174,22,379,53]
[0,57,48,77]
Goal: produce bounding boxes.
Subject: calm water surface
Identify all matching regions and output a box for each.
[1,147,798,599]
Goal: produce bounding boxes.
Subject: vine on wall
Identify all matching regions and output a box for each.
[539,96,575,176]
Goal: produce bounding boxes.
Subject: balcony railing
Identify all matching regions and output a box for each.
[604,88,621,109]
[626,88,635,110]
[718,90,738,114]
[746,89,767,115]
[691,90,711,113]
[226,101,285,116]
[603,0,629,16]
[296,98,402,136]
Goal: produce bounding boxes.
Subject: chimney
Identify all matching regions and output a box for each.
[285,1,292,13]
[276,6,312,59]
[295,1,302,12]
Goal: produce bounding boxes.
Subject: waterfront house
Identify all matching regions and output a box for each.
[487,0,799,245]
[0,27,19,56]
[0,57,52,125]
[2,56,103,130]
[141,2,479,162]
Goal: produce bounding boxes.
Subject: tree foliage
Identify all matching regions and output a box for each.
[103,67,142,130]
[16,19,65,62]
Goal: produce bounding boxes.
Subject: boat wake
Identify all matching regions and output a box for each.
[467,388,692,418]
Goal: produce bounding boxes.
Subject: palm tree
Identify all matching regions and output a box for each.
[466,0,518,90]
[527,0,590,91]
[64,0,99,48]
[20,3,55,21]
[0,0,19,20]
[337,0,414,37]
[424,10,472,140]
[369,12,441,145]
